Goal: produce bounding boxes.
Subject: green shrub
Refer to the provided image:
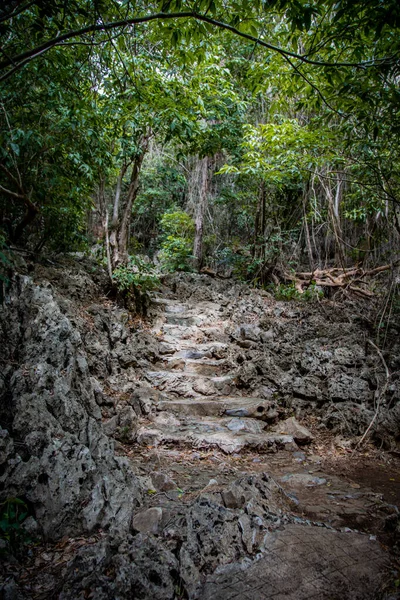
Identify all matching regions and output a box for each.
[159,210,195,272]
[0,497,31,555]
[113,255,160,294]
[272,282,323,301]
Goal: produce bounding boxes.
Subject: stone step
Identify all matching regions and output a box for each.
[185,358,227,375]
[173,342,229,359]
[164,315,202,327]
[156,343,229,361]
[164,304,188,314]
[136,415,296,454]
[151,297,177,306]
[161,320,230,334]
[144,370,235,397]
[156,357,227,376]
[156,397,279,421]
[159,324,202,340]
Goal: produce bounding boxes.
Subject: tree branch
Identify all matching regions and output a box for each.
[0,1,36,24]
[0,184,25,199]
[0,10,396,81]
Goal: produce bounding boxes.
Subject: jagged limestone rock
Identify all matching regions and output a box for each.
[0,276,142,540]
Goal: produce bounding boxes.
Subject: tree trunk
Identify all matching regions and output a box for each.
[109,164,128,268]
[302,182,314,271]
[260,181,266,260]
[320,170,345,268]
[193,156,209,271]
[110,133,150,268]
[97,177,113,282]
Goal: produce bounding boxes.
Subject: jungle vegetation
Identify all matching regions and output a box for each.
[1,0,399,294]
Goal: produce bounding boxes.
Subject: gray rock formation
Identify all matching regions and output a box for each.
[0,258,398,600]
[0,275,142,540]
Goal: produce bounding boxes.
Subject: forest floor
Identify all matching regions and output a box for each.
[7,435,400,599]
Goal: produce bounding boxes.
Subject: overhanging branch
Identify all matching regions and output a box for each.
[0,10,396,81]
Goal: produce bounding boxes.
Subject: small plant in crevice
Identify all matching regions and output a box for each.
[0,497,32,556]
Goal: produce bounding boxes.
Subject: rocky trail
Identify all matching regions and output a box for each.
[1,258,400,599]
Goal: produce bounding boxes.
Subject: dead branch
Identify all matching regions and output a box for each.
[279,262,397,297]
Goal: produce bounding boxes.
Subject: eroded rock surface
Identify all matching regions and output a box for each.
[0,258,398,599]
[134,272,400,451]
[0,270,142,539]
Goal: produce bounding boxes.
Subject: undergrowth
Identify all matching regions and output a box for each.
[271,282,324,302]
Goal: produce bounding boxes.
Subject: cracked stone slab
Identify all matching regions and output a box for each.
[135,416,297,453]
[156,397,278,420]
[199,524,389,600]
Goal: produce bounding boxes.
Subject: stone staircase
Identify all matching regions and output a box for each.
[136,296,295,453]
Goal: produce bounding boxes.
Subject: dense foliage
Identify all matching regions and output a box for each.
[1,0,399,286]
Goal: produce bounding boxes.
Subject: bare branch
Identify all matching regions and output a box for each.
[0,183,25,199]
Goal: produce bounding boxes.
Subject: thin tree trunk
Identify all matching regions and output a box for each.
[105,209,113,283]
[260,181,266,260]
[114,134,149,267]
[97,177,113,282]
[303,184,314,271]
[193,156,209,271]
[252,185,262,259]
[13,204,38,242]
[109,164,128,267]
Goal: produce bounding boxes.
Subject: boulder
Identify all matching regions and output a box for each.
[151,471,177,492]
[132,507,163,535]
[273,417,313,445]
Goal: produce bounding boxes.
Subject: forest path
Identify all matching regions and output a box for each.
[137,294,292,453]
[120,280,398,599]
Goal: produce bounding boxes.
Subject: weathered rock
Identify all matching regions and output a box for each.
[280,473,327,487]
[234,324,262,342]
[221,487,245,509]
[151,471,177,492]
[292,376,323,401]
[0,276,142,540]
[328,373,371,403]
[158,342,176,355]
[192,378,217,396]
[132,507,163,534]
[225,418,264,433]
[136,427,162,446]
[59,472,293,599]
[273,417,313,444]
[114,343,138,368]
[21,516,39,535]
[0,428,14,464]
